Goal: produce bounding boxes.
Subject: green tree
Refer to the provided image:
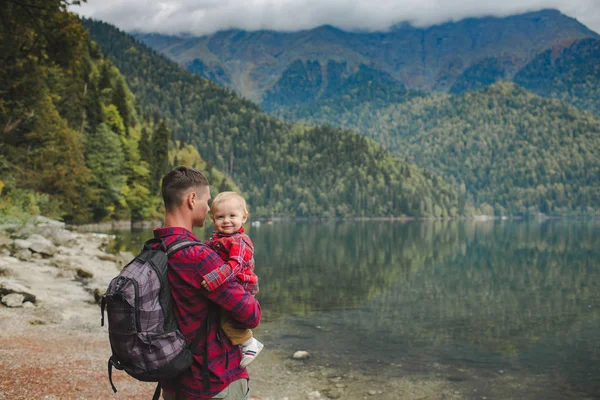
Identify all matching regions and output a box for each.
[112,77,130,136]
[138,127,152,162]
[151,119,171,193]
[85,123,126,221]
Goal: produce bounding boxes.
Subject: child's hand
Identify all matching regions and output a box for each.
[201,280,209,290]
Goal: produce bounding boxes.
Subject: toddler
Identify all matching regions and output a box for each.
[201,191,263,368]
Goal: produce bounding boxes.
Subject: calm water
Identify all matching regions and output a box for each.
[110,220,600,399]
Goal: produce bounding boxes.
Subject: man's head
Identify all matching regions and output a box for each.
[161,166,211,227]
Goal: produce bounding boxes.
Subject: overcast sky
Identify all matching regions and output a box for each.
[74,0,600,36]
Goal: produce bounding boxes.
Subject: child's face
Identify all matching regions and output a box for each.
[211,199,247,234]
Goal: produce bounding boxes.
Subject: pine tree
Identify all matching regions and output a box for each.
[112,78,130,136]
[85,80,104,133]
[138,127,152,162]
[98,61,112,91]
[85,123,126,221]
[151,119,171,192]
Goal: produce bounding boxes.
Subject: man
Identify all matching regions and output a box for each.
[154,166,262,400]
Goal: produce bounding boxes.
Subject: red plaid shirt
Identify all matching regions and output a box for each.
[153,227,261,399]
[203,227,259,295]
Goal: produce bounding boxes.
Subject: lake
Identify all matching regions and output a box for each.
[110,220,600,399]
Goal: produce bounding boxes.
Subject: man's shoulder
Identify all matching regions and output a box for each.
[172,242,224,275]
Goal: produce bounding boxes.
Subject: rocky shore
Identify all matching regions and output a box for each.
[0,217,467,400]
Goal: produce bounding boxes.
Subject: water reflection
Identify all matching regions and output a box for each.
[259,220,600,398]
[255,220,467,317]
[111,220,600,398]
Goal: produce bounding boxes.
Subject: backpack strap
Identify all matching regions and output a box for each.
[165,238,213,390]
[108,356,123,393]
[152,383,162,400]
[166,239,202,257]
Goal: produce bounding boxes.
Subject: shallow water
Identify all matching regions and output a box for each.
[111,220,600,399]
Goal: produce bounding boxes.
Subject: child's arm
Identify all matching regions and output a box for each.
[202,236,252,291]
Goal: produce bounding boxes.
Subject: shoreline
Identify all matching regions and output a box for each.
[62,214,598,233]
[0,217,462,400]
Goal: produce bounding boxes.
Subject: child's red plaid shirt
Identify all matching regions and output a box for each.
[203,227,259,294]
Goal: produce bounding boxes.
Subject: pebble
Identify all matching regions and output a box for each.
[23,301,36,309]
[293,350,310,360]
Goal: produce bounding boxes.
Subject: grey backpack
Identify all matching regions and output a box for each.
[101,238,212,400]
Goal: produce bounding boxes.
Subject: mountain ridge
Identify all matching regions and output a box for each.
[135,9,599,102]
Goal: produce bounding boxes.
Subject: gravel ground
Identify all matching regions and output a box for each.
[0,302,464,400]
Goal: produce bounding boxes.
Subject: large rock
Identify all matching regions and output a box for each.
[0,280,37,303]
[32,216,65,228]
[13,239,32,250]
[1,292,25,307]
[37,227,78,247]
[27,234,58,257]
[12,216,65,239]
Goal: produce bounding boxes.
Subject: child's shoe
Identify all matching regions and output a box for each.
[240,338,264,368]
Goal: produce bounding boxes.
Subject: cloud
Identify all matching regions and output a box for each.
[74,0,600,36]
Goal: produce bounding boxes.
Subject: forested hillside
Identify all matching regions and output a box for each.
[0,0,236,223]
[514,38,600,117]
[261,61,422,114]
[274,83,600,216]
[81,19,460,219]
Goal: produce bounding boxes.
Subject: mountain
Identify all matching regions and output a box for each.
[275,82,600,216]
[514,38,600,117]
[82,19,460,218]
[136,9,598,102]
[261,61,423,114]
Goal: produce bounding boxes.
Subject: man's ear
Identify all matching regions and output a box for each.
[186,191,196,210]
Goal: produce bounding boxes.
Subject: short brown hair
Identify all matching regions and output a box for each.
[161,166,209,211]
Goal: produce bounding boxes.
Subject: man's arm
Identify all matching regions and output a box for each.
[202,277,261,329]
[194,245,261,329]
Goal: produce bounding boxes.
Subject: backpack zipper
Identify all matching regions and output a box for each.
[114,276,141,332]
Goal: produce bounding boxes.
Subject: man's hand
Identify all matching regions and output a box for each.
[201,280,210,290]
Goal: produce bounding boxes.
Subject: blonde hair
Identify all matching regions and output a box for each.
[211,191,248,216]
